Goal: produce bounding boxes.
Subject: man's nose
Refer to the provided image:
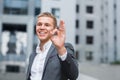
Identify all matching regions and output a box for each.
[40,25,45,29]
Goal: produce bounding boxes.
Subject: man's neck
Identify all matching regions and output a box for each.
[40,40,50,51]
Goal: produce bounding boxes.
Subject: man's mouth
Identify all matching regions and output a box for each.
[38,31,46,36]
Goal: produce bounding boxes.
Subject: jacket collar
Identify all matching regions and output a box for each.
[28,44,56,78]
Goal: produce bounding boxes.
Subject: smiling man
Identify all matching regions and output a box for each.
[26,12,79,80]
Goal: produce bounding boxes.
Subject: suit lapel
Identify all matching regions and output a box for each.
[42,44,55,78]
[27,52,37,76]
[28,44,56,80]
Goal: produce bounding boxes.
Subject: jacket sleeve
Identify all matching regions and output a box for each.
[60,43,79,80]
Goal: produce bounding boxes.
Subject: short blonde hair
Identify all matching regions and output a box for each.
[37,12,57,28]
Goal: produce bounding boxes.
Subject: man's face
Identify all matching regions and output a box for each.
[36,16,55,42]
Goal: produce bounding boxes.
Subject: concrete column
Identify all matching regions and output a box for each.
[0,0,3,54]
[0,0,3,53]
[26,17,34,63]
[0,21,2,54]
[28,0,35,15]
[0,0,3,15]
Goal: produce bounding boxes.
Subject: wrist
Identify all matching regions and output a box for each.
[57,46,67,56]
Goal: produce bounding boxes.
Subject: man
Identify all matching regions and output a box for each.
[26,12,79,80]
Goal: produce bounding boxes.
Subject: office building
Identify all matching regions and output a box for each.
[0,0,40,73]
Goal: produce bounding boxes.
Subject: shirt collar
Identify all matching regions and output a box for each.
[36,40,52,54]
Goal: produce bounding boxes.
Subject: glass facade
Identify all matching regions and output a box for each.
[3,0,28,15]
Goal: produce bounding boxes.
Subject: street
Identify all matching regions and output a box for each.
[0,63,120,80]
[79,63,120,80]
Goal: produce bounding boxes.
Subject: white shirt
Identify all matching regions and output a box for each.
[30,40,67,80]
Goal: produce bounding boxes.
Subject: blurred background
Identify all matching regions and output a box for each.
[0,0,120,80]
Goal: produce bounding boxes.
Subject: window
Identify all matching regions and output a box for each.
[2,23,27,59]
[86,6,93,14]
[76,19,79,28]
[114,36,117,41]
[51,8,60,18]
[4,7,28,15]
[76,50,79,59]
[114,4,116,9]
[76,4,79,13]
[114,19,117,25]
[75,35,79,44]
[85,51,93,60]
[2,24,26,32]
[86,36,93,44]
[35,8,40,16]
[6,65,20,72]
[35,0,41,16]
[3,0,28,15]
[86,20,94,29]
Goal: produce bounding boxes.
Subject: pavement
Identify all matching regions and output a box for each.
[77,73,98,80]
[0,63,120,80]
[79,63,120,80]
[0,73,26,80]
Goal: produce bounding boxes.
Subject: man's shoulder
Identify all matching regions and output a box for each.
[65,43,73,48]
[65,42,72,45]
[64,43,74,53]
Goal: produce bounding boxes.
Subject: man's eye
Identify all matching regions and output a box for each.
[45,24,49,27]
[37,23,42,26]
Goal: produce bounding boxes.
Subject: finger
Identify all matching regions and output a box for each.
[59,20,65,30]
[50,29,58,36]
[50,29,58,42]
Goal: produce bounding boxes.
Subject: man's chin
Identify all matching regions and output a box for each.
[39,36,46,39]
[39,37,48,41]
[39,38,46,41]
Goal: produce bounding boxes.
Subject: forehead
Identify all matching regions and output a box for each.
[37,16,54,24]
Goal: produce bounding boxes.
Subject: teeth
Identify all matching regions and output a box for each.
[39,32,45,34]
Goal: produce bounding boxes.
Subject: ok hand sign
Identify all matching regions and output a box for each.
[50,20,66,55]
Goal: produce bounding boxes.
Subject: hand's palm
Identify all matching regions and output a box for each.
[50,20,66,48]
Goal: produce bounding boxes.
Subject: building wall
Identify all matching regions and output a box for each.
[0,0,4,54]
[0,0,120,73]
[41,0,76,48]
[106,0,115,62]
[0,0,40,72]
[102,0,120,62]
[41,0,120,63]
[116,0,120,61]
[78,0,102,63]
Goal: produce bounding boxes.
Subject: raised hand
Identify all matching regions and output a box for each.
[50,20,66,55]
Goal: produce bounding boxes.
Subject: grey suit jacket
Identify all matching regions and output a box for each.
[26,43,79,80]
